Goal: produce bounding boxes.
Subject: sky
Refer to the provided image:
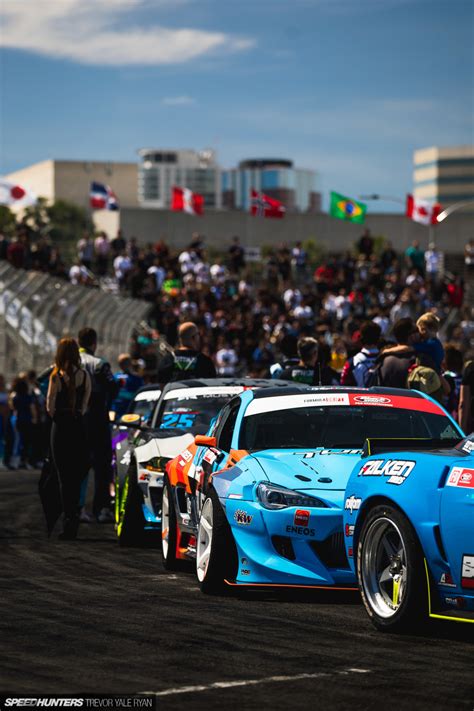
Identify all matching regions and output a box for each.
[0,0,473,212]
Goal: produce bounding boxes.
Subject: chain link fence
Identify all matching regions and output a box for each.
[0,263,151,383]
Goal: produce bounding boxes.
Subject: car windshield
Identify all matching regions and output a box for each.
[158,395,231,435]
[129,394,161,424]
[239,406,461,451]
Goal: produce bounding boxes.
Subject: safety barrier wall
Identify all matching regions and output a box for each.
[0,263,150,384]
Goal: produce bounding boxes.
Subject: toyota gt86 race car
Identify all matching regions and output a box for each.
[115,379,291,545]
[164,387,463,594]
[342,421,474,631]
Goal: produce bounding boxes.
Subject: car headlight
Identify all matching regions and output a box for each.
[143,456,171,473]
[256,483,327,510]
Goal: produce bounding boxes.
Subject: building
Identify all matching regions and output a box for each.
[138,148,221,209]
[4,159,139,210]
[413,145,474,210]
[222,158,320,213]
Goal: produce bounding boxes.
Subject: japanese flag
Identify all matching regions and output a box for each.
[0,179,37,208]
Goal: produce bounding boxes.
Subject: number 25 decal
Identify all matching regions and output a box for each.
[161,413,197,428]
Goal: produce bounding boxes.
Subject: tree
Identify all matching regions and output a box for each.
[46,200,94,243]
[21,198,93,243]
[0,205,17,235]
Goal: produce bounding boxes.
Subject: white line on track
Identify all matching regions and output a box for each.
[141,667,371,697]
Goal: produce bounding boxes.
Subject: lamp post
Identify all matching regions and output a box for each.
[359,193,405,206]
[436,199,474,223]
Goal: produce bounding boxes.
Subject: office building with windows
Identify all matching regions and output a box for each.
[138,148,221,209]
[413,145,474,210]
[222,158,320,213]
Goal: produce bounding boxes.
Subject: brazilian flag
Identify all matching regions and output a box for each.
[329,192,367,224]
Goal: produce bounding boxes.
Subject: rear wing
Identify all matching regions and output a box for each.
[362,437,462,458]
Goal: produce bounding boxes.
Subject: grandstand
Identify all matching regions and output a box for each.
[0,263,151,383]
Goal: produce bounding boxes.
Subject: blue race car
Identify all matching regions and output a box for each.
[186,386,463,594]
[343,423,474,631]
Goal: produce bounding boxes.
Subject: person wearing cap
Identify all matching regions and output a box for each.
[157,322,217,383]
[112,354,144,418]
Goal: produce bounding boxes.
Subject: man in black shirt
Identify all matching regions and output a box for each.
[158,322,217,383]
[78,327,119,521]
[280,337,339,386]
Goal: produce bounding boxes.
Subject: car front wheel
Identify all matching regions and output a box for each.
[196,488,237,594]
[117,463,145,547]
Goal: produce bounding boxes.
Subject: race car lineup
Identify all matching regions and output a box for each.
[112,381,474,631]
[113,379,295,545]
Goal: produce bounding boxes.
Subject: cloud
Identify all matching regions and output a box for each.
[0,0,255,66]
[161,95,196,106]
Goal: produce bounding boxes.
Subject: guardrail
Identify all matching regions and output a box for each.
[0,263,151,383]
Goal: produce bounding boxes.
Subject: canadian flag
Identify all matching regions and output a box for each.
[250,189,286,218]
[0,179,37,208]
[171,186,204,215]
[406,194,442,226]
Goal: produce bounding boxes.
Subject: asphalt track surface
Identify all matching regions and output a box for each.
[1,470,473,710]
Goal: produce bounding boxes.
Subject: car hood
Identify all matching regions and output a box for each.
[154,431,194,459]
[252,448,362,491]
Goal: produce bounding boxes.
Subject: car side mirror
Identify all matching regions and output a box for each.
[195,435,217,448]
[119,413,142,428]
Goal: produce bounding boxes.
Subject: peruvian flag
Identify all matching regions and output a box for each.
[90,181,119,210]
[250,189,285,218]
[406,194,442,225]
[171,186,204,215]
[0,179,37,208]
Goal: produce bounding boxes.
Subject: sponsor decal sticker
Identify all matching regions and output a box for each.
[241,569,251,576]
[446,467,474,488]
[348,393,443,414]
[345,524,354,537]
[319,449,361,455]
[444,596,463,608]
[294,510,310,527]
[462,440,474,453]
[345,495,362,514]
[439,572,456,587]
[203,449,218,465]
[359,459,415,485]
[181,449,193,462]
[353,395,392,406]
[285,524,315,537]
[234,509,253,525]
[348,547,353,557]
[461,554,474,589]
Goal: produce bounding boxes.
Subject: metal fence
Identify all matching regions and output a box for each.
[0,263,151,383]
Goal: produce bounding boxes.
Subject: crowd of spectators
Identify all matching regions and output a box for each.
[1,222,474,470]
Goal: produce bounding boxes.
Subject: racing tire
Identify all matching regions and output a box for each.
[117,463,145,547]
[357,504,428,632]
[161,476,179,570]
[196,488,237,595]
